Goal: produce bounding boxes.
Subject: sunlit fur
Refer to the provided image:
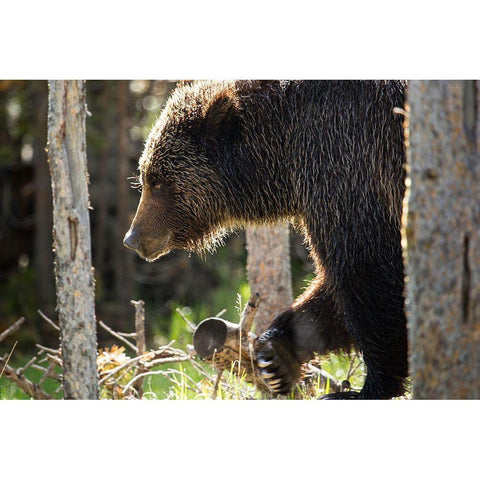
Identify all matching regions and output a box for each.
[128,80,408,399]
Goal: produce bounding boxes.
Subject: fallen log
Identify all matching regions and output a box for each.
[193,293,269,390]
[192,292,344,395]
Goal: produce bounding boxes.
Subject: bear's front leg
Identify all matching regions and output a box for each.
[255,286,354,395]
[255,312,303,395]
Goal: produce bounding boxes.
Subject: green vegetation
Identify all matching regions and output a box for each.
[1,282,368,400]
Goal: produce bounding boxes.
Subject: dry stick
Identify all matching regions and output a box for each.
[0,317,25,343]
[98,355,143,385]
[97,344,179,385]
[307,364,342,393]
[346,354,363,380]
[175,307,196,332]
[46,354,62,367]
[238,292,261,337]
[99,320,138,353]
[38,362,56,388]
[37,309,60,331]
[345,353,357,381]
[186,356,213,378]
[211,370,224,400]
[121,357,191,395]
[36,344,60,355]
[0,342,17,379]
[122,369,197,396]
[0,353,53,400]
[114,331,137,338]
[131,300,146,356]
[131,300,146,397]
[31,364,62,383]
[142,355,189,368]
[17,355,38,376]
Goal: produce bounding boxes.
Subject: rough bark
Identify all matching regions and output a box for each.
[246,222,293,335]
[404,80,480,399]
[47,80,98,399]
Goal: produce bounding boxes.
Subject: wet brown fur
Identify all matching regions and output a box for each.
[126,80,408,399]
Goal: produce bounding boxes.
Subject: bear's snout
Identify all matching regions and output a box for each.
[123,229,140,252]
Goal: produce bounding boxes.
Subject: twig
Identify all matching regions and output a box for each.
[131,300,146,397]
[0,317,25,343]
[37,310,60,331]
[346,353,364,381]
[98,345,179,385]
[307,364,342,392]
[114,331,137,338]
[36,344,60,355]
[211,370,223,400]
[46,354,62,367]
[131,300,146,355]
[38,362,57,388]
[0,353,53,399]
[175,307,196,332]
[17,355,38,376]
[123,366,202,397]
[0,342,17,379]
[98,355,143,385]
[31,364,62,383]
[185,356,212,378]
[121,370,172,395]
[142,355,189,368]
[345,354,357,380]
[99,320,138,354]
[238,292,261,337]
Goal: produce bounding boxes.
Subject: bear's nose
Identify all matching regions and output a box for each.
[123,230,140,252]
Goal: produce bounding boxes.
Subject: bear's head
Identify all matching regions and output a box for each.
[123,81,240,261]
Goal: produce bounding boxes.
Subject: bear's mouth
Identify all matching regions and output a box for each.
[141,233,173,261]
[141,247,172,262]
[124,230,172,262]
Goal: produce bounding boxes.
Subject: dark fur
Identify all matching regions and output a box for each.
[125,80,408,399]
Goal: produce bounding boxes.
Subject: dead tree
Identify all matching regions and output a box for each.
[246,223,293,335]
[405,80,480,398]
[47,80,98,399]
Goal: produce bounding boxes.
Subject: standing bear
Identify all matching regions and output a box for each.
[124,80,408,399]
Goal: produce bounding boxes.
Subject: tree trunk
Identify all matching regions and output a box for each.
[47,80,98,399]
[405,80,480,399]
[246,223,293,335]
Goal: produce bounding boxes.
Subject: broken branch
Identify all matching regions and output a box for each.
[0,317,25,343]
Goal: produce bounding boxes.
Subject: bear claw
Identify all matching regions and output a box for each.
[257,359,273,368]
[255,331,302,395]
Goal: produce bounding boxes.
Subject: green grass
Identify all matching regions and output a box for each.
[0,362,63,399]
[1,282,373,400]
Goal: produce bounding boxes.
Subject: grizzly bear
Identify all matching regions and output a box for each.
[124,80,408,399]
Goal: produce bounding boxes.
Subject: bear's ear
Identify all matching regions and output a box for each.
[202,92,239,144]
